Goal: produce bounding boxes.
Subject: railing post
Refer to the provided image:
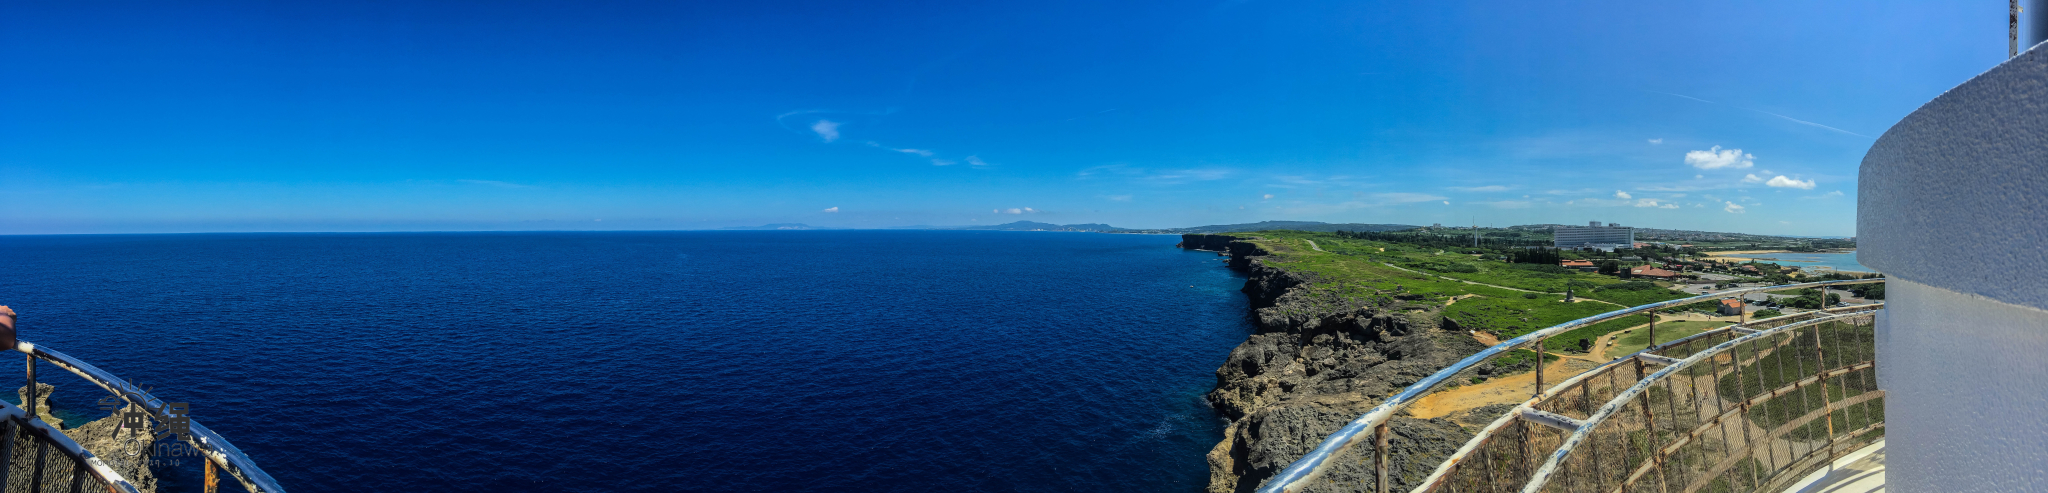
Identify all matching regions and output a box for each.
[1632,357,1671,493]
[1533,338,1547,398]
[1648,311,1658,350]
[24,353,35,418]
[1375,422,1391,493]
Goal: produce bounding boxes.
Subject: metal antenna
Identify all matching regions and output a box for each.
[2016,1,2023,58]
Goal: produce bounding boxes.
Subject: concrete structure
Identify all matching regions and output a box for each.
[1859,39,2048,493]
[1552,222,1634,251]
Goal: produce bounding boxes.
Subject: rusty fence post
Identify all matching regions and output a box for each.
[1633,357,1671,493]
[1533,338,1547,399]
[1648,312,1657,350]
[24,353,35,418]
[1376,422,1391,493]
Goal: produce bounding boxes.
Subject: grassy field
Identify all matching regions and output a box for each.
[1604,320,1731,358]
[1238,231,1697,342]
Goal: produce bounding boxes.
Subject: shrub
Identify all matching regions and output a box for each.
[1753,309,1783,318]
[1522,292,1540,299]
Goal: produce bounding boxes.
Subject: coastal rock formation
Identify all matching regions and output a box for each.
[1186,235,1486,493]
[14,384,159,492]
[17,382,59,428]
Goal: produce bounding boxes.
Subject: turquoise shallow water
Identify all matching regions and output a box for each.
[0,231,1254,492]
[1735,252,1875,273]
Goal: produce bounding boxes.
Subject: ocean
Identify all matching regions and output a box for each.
[1734,252,1876,273]
[0,231,1253,492]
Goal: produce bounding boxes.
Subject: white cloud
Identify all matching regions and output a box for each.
[895,148,934,157]
[1442,201,1450,205]
[1482,200,1533,209]
[811,120,841,142]
[965,156,992,167]
[1648,138,1664,144]
[995,207,1038,214]
[1823,190,1844,197]
[1724,202,1747,213]
[1685,146,1755,169]
[1614,190,1633,199]
[1633,198,1680,209]
[931,159,957,166]
[1742,174,1765,183]
[1765,175,1817,189]
[822,207,839,213]
[1695,174,1705,179]
[1262,194,1274,199]
[1448,185,1511,192]
[1104,195,1132,202]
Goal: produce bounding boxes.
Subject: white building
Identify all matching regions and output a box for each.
[1552,221,1634,251]
[1858,39,2048,492]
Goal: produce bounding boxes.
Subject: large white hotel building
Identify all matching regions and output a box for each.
[1552,221,1634,251]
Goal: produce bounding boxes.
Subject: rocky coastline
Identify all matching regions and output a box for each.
[1182,234,1489,493]
[15,384,159,492]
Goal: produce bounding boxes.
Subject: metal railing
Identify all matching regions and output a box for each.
[0,399,141,493]
[1253,278,1884,493]
[16,342,286,493]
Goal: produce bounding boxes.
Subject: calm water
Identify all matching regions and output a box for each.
[1740,252,1875,273]
[0,231,1252,492]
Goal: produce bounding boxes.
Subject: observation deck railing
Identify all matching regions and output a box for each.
[13,342,285,493]
[1255,279,1885,493]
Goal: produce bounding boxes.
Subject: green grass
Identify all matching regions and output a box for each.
[1239,231,1629,339]
[1604,320,1730,358]
[1543,313,1650,353]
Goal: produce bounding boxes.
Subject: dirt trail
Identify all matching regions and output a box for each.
[1409,358,1598,420]
[1304,239,1325,252]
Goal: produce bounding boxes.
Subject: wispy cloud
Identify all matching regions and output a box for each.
[1103,195,1132,202]
[810,120,842,143]
[994,207,1038,214]
[1765,176,1816,189]
[458,179,536,189]
[1742,174,1765,184]
[822,206,839,213]
[1449,185,1511,192]
[1076,165,1234,185]
[1633,198,1681,209]
[1481,200,1533,209]
[1686,146,1755,169]
[1613,190,1632,200]
[1648,138,1664,145]
[965,156,992,167]
[1649,91,1871,138]
[1724,202,1747,214]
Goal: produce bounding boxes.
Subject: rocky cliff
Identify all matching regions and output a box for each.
[15,384,159,492]
[1184,235,1486,493]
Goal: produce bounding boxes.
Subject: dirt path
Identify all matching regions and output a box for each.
[1376,262,1628,308]
[1409,358,1598,420]
[1304,239,1325,252]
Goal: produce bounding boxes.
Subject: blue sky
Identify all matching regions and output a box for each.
[0,1,2010,235]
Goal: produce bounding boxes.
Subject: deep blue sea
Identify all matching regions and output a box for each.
[0,231,1253,492]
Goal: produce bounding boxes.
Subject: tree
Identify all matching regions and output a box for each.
[1598,260,1621,275]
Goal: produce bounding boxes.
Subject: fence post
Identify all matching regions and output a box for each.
[1633,357,1671,493]
[1533,338,1547,398]
[24,354,35,418]
[1813,326,1836,443]
[1376,423,1391,493]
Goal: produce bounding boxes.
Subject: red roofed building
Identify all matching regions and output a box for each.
[1718,299,1745,316]
[1560,260,1595,269]
[1629,265,1679,279]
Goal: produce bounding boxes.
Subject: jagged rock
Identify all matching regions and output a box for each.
[17,383,59,429]
[14,384,159,493]
[1203,243,1487,493]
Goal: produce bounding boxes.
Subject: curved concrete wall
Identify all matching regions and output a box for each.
[1860,43,2048,491]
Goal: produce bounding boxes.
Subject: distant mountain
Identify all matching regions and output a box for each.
[949,221,1126,232]
[1125,220,1419,234]
[720,223,838,230]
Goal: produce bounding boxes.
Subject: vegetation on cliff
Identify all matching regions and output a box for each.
[1189,230,1700,493]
